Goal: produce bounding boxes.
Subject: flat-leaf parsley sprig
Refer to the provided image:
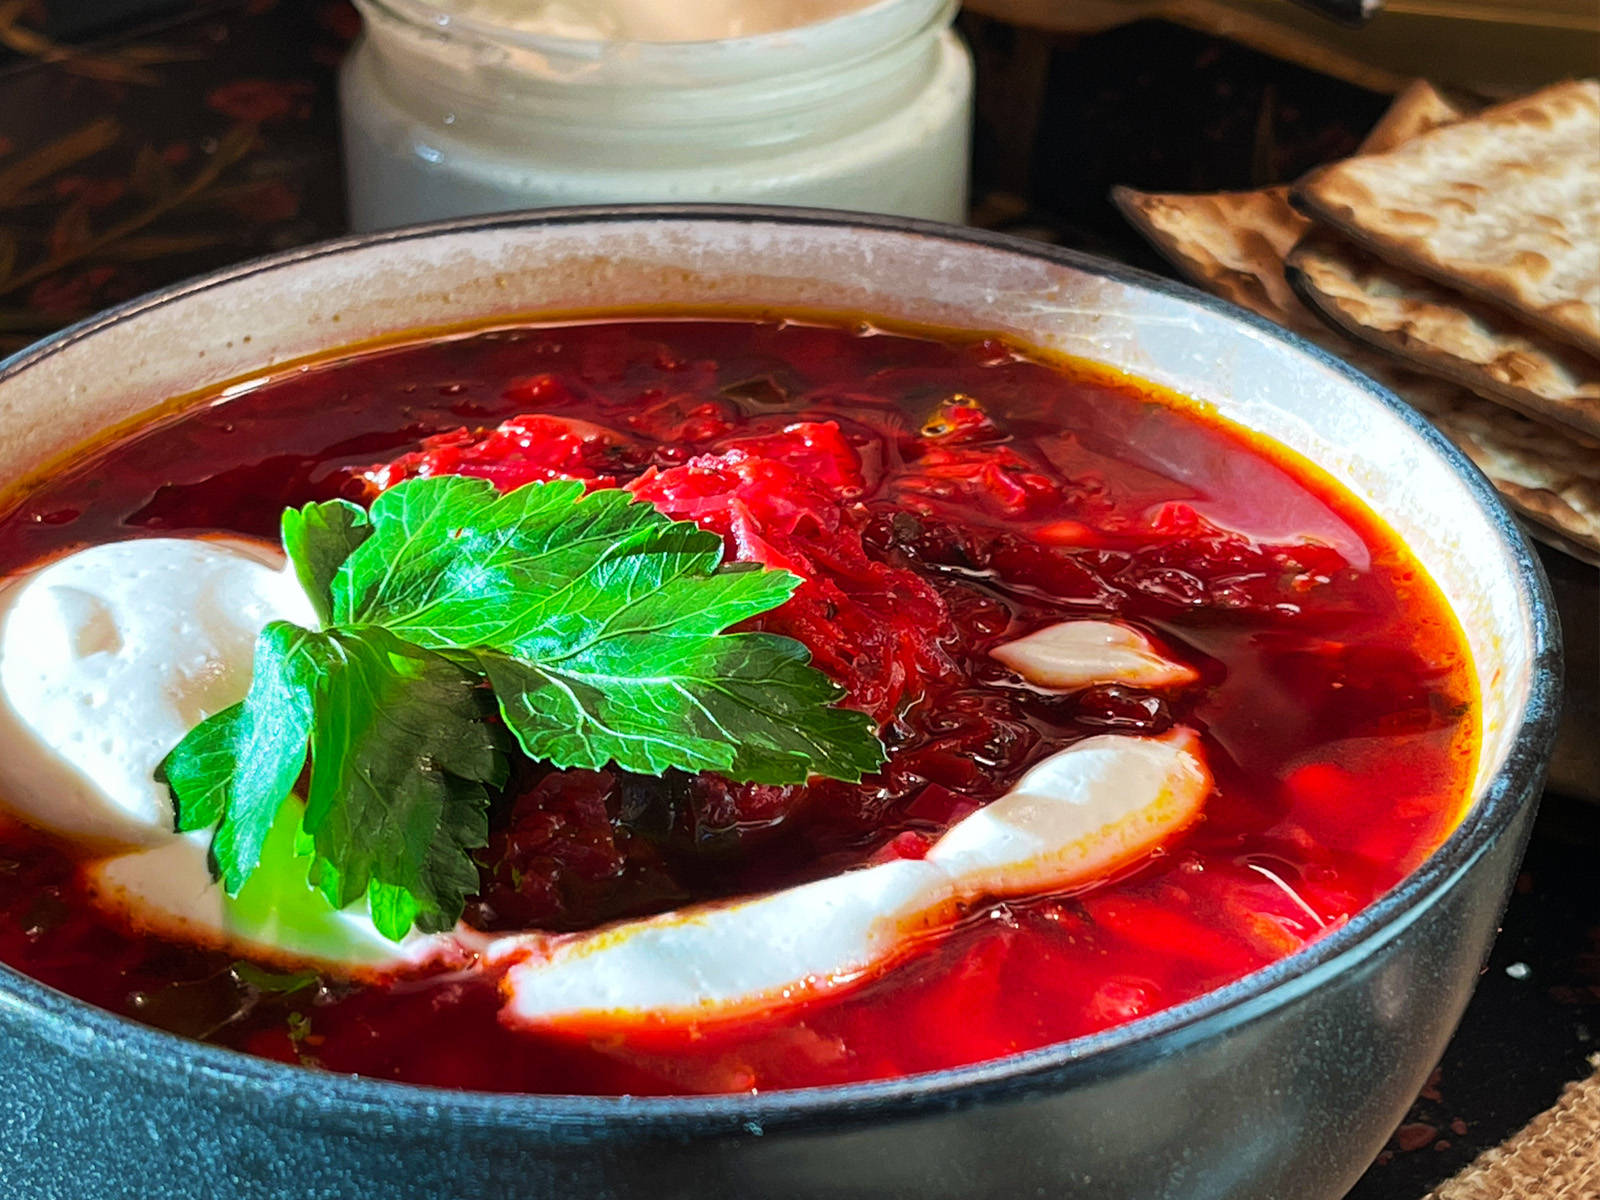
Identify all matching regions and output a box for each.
[159,476,886,940]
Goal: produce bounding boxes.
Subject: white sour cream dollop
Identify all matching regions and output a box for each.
[990,619,1199,692]
[0,536,442,973]
[0,537,315,845]
[497,731,1211,1029]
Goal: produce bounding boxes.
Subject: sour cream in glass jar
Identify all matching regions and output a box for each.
[340,0,974,230]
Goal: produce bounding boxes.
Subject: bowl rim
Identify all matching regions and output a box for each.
[0,204,1563,1136]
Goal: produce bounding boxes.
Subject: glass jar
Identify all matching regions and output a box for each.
[340,0,974,231]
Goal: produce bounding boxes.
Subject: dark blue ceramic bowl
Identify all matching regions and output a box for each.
[0,209,1562,1200]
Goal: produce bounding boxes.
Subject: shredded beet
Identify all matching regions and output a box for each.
[368,415,962,928]
[352,398,1429,936]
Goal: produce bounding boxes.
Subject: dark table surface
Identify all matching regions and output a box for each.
[0,2,1595,1196]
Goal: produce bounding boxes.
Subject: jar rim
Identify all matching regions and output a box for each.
[355,0,948,56]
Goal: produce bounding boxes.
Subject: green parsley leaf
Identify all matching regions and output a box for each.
[480,630,881,785]
[280,499,371,626]
[332,477,717,649]
[296,627,505,937]
[161,475,887,941]
[324,476,879,780]
[158,621,317,891]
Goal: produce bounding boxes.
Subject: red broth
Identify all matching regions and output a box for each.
[0,318,1476,1095]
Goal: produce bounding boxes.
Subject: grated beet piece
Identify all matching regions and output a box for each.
[468,769,687,933]
[628,422,955,724]
[365,413,646,493]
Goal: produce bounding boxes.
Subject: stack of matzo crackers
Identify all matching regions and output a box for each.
[1114,79,1600,564]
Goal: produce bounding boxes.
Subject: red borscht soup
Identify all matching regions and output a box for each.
[0,317,1476,1095]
